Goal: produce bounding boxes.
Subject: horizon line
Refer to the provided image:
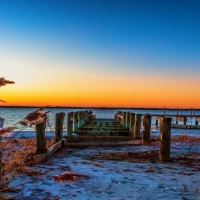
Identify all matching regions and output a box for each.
[0,106,200,110]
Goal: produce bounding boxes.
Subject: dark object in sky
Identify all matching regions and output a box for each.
[0,77,15,87]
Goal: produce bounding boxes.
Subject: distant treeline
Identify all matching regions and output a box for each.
[0,106,200,110]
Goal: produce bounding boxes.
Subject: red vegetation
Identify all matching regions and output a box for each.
[0,127,17,136]
[19,108,48,127]
[53,172,89,182]
[2,138,54,183]
[151,134,200,143]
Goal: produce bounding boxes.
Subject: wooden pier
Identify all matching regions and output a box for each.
[152,114,200,129]
[1,109,200,199]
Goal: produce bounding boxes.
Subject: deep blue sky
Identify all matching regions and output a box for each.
[1,0,200,107]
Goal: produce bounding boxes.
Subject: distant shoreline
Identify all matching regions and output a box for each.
[0,106,199,110]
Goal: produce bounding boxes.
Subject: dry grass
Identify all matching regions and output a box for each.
[151,134,200,142]
[1,138,54,183]
[53,172,89,182]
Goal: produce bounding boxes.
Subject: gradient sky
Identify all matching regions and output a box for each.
[0,0,200,108]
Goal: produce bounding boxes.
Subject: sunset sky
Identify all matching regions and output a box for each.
[1,0,200,108]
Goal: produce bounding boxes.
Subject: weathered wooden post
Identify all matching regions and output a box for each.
[142,114,152,145]
[54,112,65,143]
[74,112,78,131]
[85,110,89,123]
[130,113,135,137]
[80,111,84,127]
[134,114,141,139]
[67,112,73,136]
[115,110,121,123]
[159,117,172,162]
[119,111,122,125]
[77,111,80,128]
[184,117,187,125]
[127,112,131,131]
[176,117,178,125]
[36,121,47,154]
[163,107,165,116]
[123,112,127,127]
[125,112,128,128]
[117,111,122,124]
[196,118,198,125]
[155,117,158,127]
[84,110,87,125]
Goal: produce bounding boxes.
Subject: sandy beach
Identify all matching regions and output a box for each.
[1,135,199,200]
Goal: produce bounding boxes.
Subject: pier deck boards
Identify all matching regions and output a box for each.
[73,118,131,137]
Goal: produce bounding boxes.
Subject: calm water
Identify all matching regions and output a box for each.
[0,107,200,137]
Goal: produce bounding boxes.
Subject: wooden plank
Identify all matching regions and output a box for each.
[83,125,125,130]
[74,130,129,133]
[32,153,46,165]
[32,140,64,164]
[64,136,134,142]
[66,141,141,148]
[46,140,62,159]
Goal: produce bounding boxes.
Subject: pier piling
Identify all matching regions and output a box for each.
[142,114,151,145]
[134,114,141,139]
[36,122,47,154]
[159,117,172,162]
[130,113,135,136]
[54,112,65,143]
[67,112,74,136]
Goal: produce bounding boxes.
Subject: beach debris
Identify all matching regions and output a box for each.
[0,127,17,136]
[19,108,49,127]
[0,77,15,87]
[53,172,89,182]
